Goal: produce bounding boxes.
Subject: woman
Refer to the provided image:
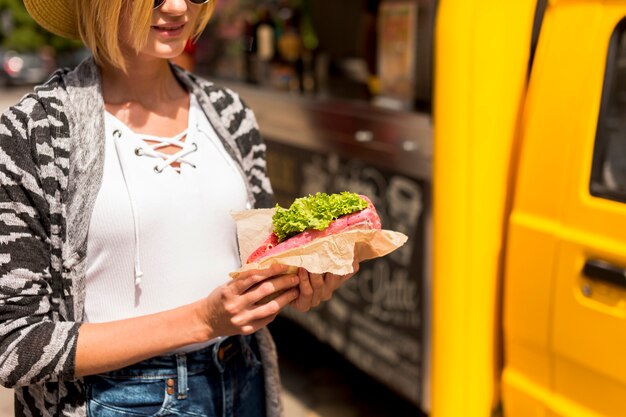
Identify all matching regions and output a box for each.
[0,0,355,416]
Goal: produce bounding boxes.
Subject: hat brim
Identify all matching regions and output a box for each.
[24,0,80,40]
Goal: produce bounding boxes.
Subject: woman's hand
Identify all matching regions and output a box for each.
[201,264,300,337]
[290,261,360,312]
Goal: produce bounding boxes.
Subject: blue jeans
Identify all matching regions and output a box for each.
[84,335,266,417]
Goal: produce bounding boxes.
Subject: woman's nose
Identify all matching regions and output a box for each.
[158,0,188,15]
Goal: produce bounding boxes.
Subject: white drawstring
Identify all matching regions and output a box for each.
[112,129,144,286]
[136,131,198,173]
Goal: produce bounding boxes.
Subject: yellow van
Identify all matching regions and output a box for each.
[434,0,626,416]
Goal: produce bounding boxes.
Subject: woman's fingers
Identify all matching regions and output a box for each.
[290,268,313,312]
[204,265,303,337]
[321,273,337,301]
[319,264,359,301]
[237,288,300,334]
[310,273,325,306]
[240,272,299,306]
[233,264,294,294]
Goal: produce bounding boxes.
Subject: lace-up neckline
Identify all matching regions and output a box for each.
[135,130,197,173]
[107,119,199,175]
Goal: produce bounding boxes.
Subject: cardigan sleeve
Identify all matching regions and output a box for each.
[0,95,81,388]
[226,89,275,209]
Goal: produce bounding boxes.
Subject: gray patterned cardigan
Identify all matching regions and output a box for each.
[0,58,284,417]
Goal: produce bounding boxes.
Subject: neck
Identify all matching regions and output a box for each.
[101,57,186,109]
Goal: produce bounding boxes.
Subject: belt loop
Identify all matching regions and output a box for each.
[240,335,255,367]
[176,353,188,400]
[212,337,226,374]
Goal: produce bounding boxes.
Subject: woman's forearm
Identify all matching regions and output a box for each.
[75,267,300,378]
[75,299,211,377]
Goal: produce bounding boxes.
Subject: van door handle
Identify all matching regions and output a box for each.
[583,259,626,289]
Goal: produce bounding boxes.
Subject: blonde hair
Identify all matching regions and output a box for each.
[75,0,215,71]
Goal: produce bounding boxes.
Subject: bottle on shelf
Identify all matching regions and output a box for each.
[254,4,277,86]
[243,4,258,84]
[299,0,319,94]
[275,0,302,92]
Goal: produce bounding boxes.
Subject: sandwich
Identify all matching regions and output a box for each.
[246,192,382,264]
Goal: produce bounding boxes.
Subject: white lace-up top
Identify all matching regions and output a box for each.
[84,95,249,351]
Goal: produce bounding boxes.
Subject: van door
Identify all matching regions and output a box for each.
[551,10,626,417]
[504,2,626,417]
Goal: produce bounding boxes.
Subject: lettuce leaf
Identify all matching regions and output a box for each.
[272,192,369,242]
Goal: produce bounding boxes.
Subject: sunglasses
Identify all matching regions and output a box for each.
[153,0,210,9]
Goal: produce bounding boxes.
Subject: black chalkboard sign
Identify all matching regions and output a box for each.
[266,140,427,405]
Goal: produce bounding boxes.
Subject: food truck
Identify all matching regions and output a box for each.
[202,0,626,415]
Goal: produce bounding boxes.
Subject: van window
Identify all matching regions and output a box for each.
[591,19,626,203]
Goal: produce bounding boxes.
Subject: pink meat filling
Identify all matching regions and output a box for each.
[246,195,381,263]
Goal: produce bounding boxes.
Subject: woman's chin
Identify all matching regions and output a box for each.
[157,49,186,60]
[142,42,186,61]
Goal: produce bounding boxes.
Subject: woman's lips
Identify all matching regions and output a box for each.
[151,23,185,37]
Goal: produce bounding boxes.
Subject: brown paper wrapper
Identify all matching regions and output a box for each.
[229,208,408,279]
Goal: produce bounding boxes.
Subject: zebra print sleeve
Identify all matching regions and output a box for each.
[0,96,80,388]
[217,87,274,209]
[236,94,274,209]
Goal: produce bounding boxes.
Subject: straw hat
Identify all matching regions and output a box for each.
[23,0,80,39]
